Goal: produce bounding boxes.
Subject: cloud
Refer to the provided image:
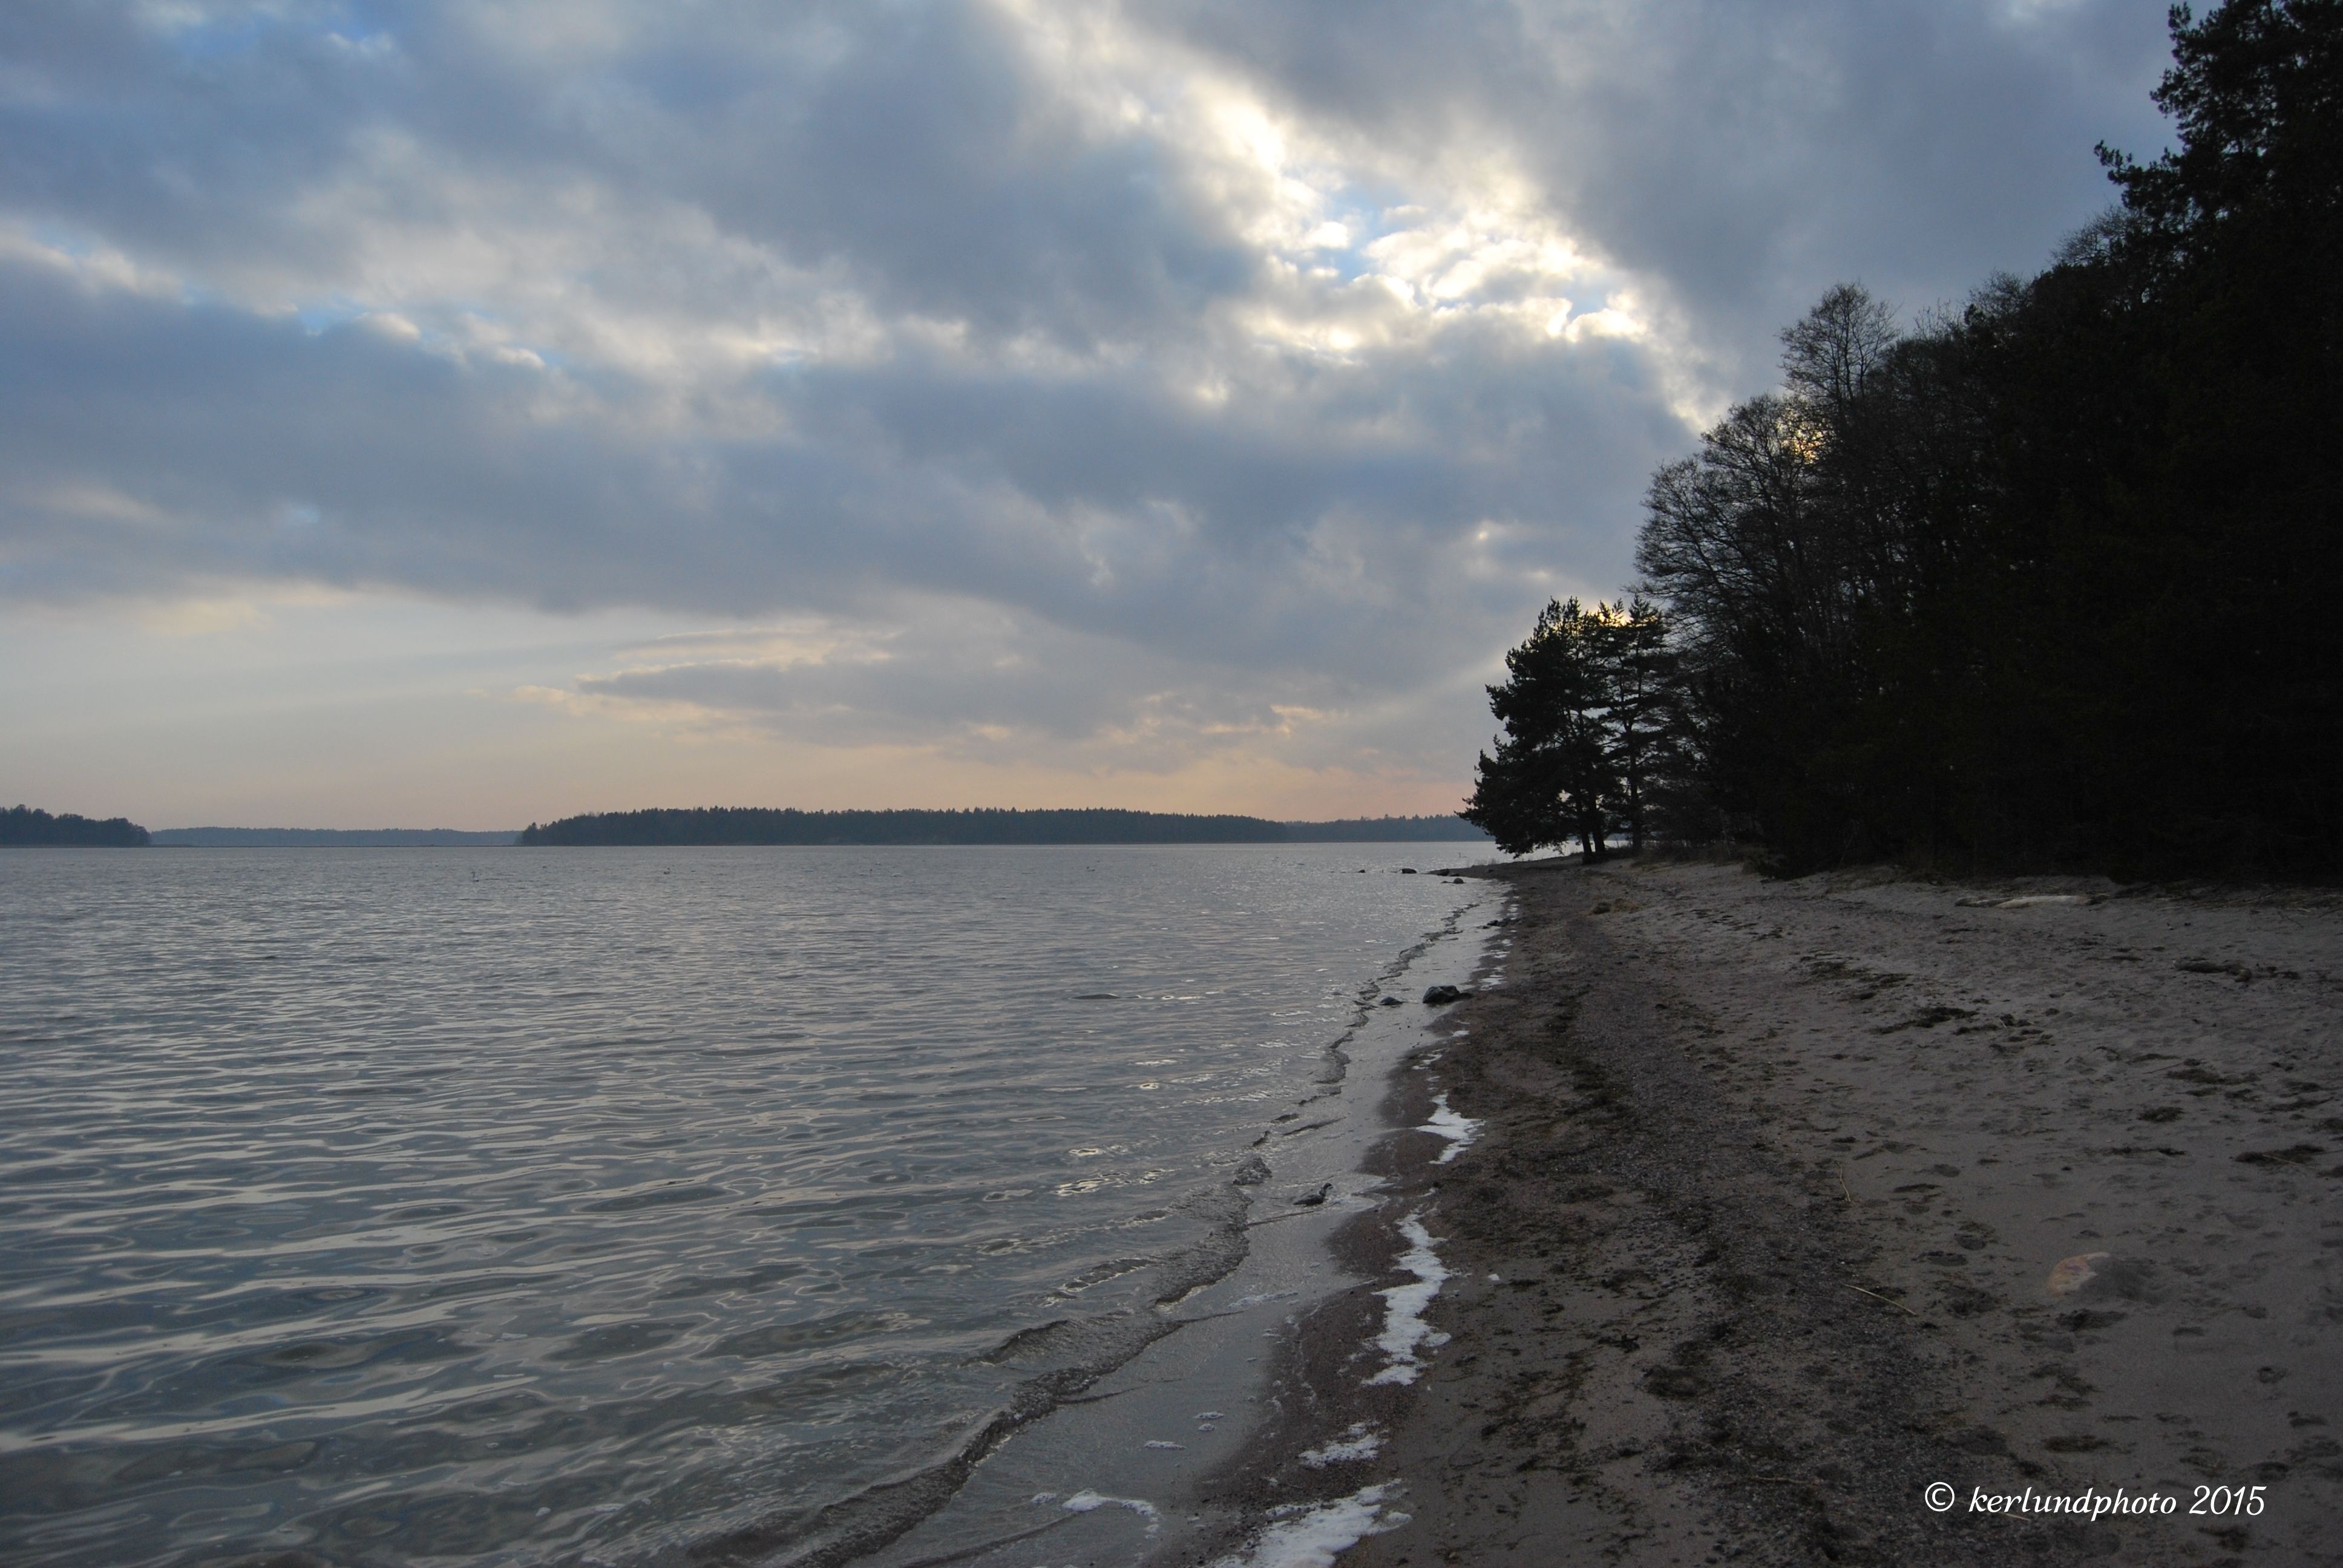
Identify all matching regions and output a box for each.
[508,593,1512,793]
[0,220,1668,664]
[0,0,2175,801]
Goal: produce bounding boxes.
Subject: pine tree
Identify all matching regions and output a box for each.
[1463,598,1682,857]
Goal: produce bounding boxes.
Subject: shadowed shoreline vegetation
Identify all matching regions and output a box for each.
[1,806,150,848]
[1467,0,2338,879]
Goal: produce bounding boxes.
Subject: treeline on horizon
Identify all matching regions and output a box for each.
[1,805,150,848]
[519,808,1489,846]
[1470,2,2338,879]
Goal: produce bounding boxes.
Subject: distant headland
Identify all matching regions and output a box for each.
[1,805,151,847]
[518,808,1488,846]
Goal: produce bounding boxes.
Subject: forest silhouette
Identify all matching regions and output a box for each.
[0,806,150,848]
[1468,1,2338,877]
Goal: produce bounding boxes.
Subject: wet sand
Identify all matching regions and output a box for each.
[1181,858,2340,1567]
[813,885,1503,1568]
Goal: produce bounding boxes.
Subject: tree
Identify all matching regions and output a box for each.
[1599,3,2339,878]
[1463,598,1683,857]
[1590,598,1678,850]
[0,805,150,847]
[2099,0,2342,261]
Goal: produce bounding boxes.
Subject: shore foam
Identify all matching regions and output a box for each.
[1363,1214,1450,1386]
[1418,1090,1480,1164]
[1211,1483,1411,1568]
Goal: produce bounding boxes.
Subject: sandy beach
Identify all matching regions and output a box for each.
[1182,857,2339,1567]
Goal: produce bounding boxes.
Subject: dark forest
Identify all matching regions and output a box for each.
[1468,1,2338,878]
[1,806,151,848]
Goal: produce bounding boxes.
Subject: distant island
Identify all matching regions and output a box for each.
[2,805,151,847]
[151,828,521,848]
[519,808,1489,846]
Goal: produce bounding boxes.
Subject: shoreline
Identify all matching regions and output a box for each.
[825,881,1503,1568]
[1181,858,2339,1567]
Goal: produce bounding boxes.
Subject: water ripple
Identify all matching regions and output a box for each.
[1,844,1470,1565]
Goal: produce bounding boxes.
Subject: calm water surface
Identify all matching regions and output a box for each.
[0,845,1483,1566]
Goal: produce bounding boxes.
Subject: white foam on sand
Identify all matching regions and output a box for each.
[1225,1289,1300,1309]
[1419,1093,1480,1165]
[1055,1489,1161,1531]
[1213,1483,1411,1568]
[1365,1214,1450,1386]
[1298,1423,1384,1466]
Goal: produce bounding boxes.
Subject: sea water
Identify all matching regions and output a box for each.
[0,844,1487,1566]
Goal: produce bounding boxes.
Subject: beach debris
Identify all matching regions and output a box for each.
[1143,1440,1186,1450]
[1378,996,1403,1007]
[1211,1482,1411,1568]
[2175,958,2258,981]
[1298,1423,1385,1467]
[1871,1004,1974,1034]
[1846,1281,1920,1316]
[2045,1253,2165,1303]
[1365,1214,1451,1385]
[1420,984,1466,1005]
[1418,1092,1481,1166]
[2046,1252,2112,1296]
[1230,1155,1271,1186]
[2236,1144,2325,1168]
[1194,1411,1225,1421]
[1958,893,2100,908]
[1293,1182,1334,1207]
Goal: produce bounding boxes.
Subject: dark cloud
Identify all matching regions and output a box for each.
[1,249,1668,681]
[0,0,2177,783]
[1145,0,2174,375]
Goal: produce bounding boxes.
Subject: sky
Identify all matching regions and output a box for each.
[1,0,2178,829]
